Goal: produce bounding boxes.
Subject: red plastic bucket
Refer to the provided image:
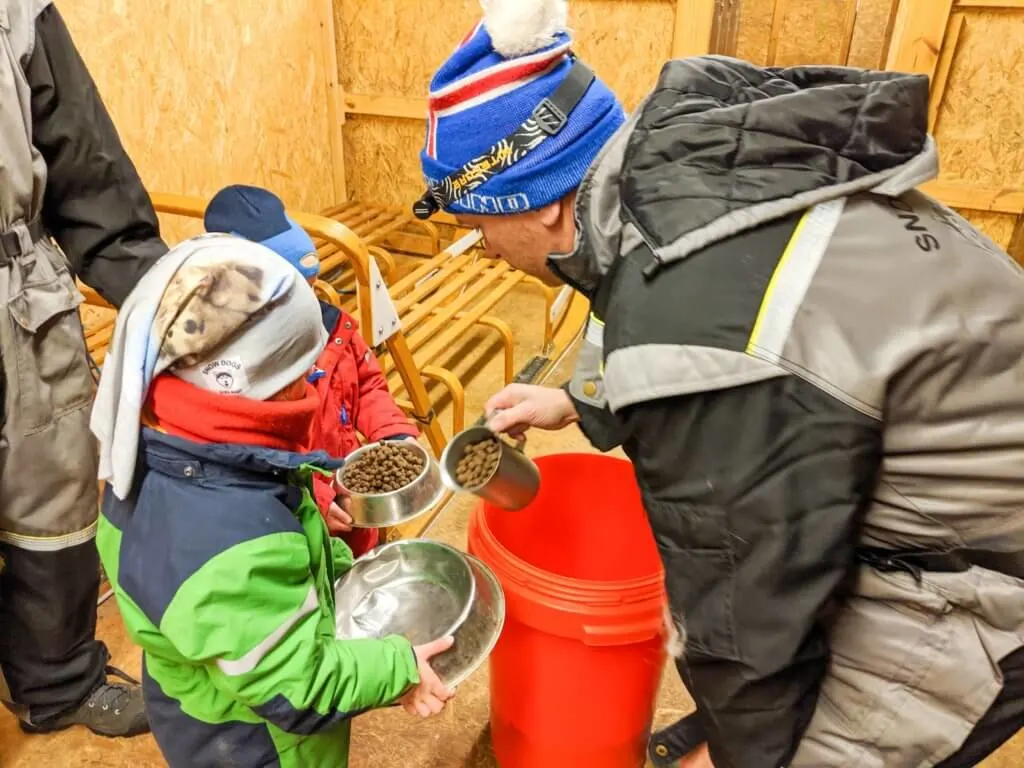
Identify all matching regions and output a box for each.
[468,453,667,768]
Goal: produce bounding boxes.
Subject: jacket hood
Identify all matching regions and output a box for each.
[549,56,938,294]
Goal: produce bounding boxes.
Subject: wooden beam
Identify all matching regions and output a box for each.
[928,13,965,132]
[344,93,427,120]
[885,0,956,77]
[319,0,347,201]
[1008,215,1024,265]
[955,0,1024,7]
[672,0,716,58]
[920,181,1024,214]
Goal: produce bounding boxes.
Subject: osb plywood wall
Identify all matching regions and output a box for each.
[925,3,1024,252]
[883,0,1024,255]
[336,0,679,209]
[61,0,344,244]
[336,0,1023,254]
[335,0,901,210]
[736,0,897,68]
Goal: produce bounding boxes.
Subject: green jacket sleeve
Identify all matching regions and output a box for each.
[331,535,355,576]
[160,532,418,732]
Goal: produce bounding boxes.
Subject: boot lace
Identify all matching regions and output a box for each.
[85,665,140,715]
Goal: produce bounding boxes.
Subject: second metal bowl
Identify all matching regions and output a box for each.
[334,539,476,647]
[335,440,446,529]
[334,540,506,689]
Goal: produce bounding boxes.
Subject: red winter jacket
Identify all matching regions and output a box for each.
[309,302,418,556]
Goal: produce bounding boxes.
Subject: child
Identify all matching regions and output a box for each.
[90,234,453,767]
[204,185,417,558]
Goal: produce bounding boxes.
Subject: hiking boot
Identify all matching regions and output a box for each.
[20,665,150,738]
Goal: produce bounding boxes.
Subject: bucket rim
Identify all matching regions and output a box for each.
[469,507,665,607]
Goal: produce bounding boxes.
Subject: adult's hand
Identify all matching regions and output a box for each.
[398,636,456,718]
[484,384,579,438]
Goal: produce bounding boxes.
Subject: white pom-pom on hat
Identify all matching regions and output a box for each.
[480,0,570,59]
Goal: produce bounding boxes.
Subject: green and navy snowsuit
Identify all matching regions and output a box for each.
[97,428,419,767]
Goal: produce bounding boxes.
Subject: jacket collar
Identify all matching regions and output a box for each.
[139,428,342,479]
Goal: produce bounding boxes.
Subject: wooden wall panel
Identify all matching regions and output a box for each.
[336,0,1024,244]
[890,3,1024,251]
[62,0,341,243]
[737,0,897,67]
[337,0,676,206]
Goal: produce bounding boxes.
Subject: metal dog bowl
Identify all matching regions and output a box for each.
[335,440,446,529]
[335,540,476,647]
[334,540,505,688]
[429,552,505,688]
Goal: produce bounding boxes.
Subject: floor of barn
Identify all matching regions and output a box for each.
[3,281,1023,767]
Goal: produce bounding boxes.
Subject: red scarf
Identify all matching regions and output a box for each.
[146,374,318,452]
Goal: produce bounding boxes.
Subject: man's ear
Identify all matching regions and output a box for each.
[535,199,564,230]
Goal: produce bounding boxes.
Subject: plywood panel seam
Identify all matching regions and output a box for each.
[321,0,347,201]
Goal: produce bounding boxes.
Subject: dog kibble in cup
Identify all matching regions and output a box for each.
[454,437,502,488]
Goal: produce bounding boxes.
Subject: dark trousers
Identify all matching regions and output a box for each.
[0,541,108,724]
[935,645,1024,767]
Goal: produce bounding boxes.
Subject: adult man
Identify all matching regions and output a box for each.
[414,2,1024,766]
[1,0,167,737]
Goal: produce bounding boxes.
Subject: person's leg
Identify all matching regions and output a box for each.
[934,645,1024,768]
[0,540,108,720]
[0,242,146,736]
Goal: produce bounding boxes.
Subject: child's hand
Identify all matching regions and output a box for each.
[398,636,455,718]
[325,501,354,535]
[327,473,356,535]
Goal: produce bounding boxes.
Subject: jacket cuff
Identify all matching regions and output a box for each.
[563,382,629,452]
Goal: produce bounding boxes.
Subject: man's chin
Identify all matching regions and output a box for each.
[515,260,563,286]
[536,268,565,287]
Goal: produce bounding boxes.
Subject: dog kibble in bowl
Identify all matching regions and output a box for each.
[342,442,427,494]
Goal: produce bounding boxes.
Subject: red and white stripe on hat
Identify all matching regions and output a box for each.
[424,26,571,159]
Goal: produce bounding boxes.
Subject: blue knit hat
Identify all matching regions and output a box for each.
[420,0,625,217]
[204,185,321,281]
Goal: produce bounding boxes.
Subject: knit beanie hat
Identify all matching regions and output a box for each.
[204,185,321,281]
[418,0,625,217]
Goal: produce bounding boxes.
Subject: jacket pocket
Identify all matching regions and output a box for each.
[646,497,739,661]
[6,239,92,435]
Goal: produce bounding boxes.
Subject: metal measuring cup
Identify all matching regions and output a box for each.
[439,410,540,511]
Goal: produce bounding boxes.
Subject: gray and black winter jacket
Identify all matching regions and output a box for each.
[554,57,1024,768]
[3,1,166,307]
